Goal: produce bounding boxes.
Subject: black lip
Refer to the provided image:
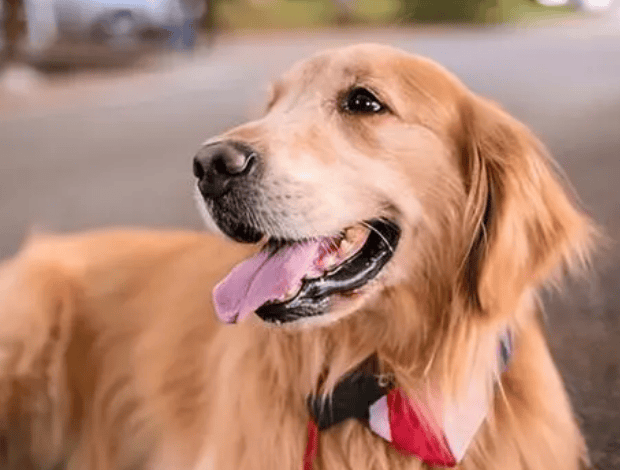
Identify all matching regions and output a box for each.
[219,219,264,244]
[209,201,265,243]
[255,219,401,324]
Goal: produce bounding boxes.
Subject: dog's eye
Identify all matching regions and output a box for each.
[342,87,385,115]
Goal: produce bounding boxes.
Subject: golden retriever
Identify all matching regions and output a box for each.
[0,44,597,470]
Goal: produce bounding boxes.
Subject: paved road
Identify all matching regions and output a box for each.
[1,24,619,468]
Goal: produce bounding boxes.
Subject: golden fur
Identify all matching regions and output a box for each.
[0,44,597,470]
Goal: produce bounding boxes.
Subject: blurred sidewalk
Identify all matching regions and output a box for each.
[2,13,620,120]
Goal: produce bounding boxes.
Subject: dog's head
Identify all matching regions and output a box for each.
[194,44,595,331]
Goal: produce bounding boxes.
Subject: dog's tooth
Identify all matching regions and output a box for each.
[322,253,338,269]
[338,225,368,258]
[349,225,368,242]
[284,280,302,299]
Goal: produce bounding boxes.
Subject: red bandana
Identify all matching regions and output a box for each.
[303,332,513,469]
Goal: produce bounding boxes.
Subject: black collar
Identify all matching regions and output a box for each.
[308,355,388,430]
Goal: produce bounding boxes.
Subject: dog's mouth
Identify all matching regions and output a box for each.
[212,219,401,325]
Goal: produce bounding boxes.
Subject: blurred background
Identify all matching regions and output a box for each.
[1,0,619,467]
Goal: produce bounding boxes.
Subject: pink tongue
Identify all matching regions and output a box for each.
[213,240,324,323]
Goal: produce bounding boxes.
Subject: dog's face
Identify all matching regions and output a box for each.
[194,44,593,329]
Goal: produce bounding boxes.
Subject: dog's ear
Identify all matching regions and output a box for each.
[458,96,597,318]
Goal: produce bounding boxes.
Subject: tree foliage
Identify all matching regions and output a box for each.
[399,0,499,23]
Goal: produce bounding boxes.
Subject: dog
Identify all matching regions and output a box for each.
[0,44,597,470]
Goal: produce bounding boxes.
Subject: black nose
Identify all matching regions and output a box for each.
[193,141,258,198]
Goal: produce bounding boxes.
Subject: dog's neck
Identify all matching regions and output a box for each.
[209,291,589,470]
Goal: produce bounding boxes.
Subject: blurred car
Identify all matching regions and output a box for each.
[578,0,616,10]
[23,0,206,67]
[534,0,615,10]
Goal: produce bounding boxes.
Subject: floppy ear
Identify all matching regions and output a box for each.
[458,96,597,318]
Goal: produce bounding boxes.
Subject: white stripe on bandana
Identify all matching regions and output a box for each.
[368,395,392,441]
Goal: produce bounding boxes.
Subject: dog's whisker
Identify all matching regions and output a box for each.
[378,217,400,230]
[361,221,395,254]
